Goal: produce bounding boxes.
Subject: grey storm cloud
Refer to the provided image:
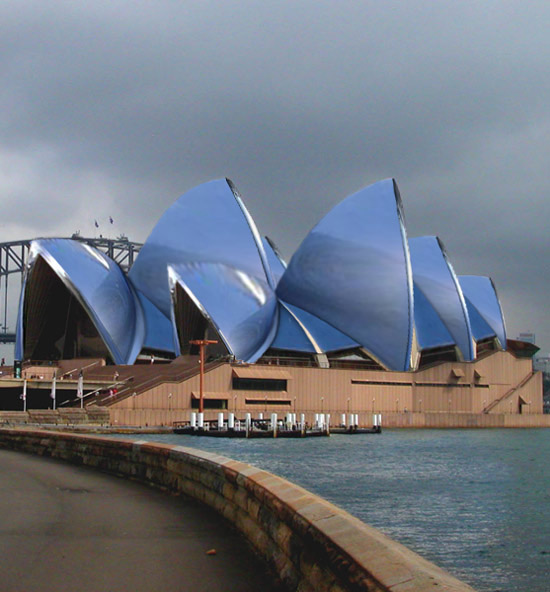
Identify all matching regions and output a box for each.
[1,0,549,352]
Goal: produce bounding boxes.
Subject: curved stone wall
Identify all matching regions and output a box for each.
[0,429,475,591]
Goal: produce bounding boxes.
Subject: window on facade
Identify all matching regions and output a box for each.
[245,399,291,406]
[191,398,228,409]
[232,377,287,391]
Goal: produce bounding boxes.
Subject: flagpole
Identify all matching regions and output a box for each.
[77,371,84,408]
[51,372,56,410]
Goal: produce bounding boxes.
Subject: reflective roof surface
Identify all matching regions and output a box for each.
[20,239,145,364]
[169,262,277,363]
[129,179,274,318]
[459,275,506,348]
[277,179,414,370]
[409,237,475,361]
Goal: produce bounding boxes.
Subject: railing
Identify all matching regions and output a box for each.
[483,371,536,413]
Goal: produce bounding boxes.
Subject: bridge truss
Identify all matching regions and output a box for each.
[0,236,142,344]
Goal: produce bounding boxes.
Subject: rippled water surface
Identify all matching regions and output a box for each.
[121,429,550,591]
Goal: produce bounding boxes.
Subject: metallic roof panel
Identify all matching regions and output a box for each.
[135,290,177,354]
[413,282,455,350]
[459,275,507,348]
[409,236,475,360]
[262,236,287,287]
[281,301,358,353]
[270,303,318,353]
[129,179,273,318]
[463,296,496,341]
[277,178,414,370]
[169,262,278,363]
[21,239,145,364]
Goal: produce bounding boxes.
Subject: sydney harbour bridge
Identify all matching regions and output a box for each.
[0,235,141,345]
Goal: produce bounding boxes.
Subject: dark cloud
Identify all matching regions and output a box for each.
[1,1,549,352]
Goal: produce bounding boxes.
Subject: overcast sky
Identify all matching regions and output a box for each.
[1,1,549,355]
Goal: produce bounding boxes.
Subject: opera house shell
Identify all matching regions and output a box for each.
[16,177,508,372]
[11,176,545,424]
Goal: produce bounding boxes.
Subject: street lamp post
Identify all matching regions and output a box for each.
[189,339,218,414]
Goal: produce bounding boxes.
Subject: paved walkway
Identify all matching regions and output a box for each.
[0,449,282,592]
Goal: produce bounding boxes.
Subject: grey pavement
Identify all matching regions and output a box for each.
[0,449,282,592]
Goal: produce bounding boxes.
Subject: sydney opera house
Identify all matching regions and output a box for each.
[8,178,543,426]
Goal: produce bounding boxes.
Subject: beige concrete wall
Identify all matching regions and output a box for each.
[0,428,475,592]
[108,350,543,427]
[376,412,550,428]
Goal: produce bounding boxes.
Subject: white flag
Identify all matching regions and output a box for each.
[77,371,84,398]
[50,373,56,409]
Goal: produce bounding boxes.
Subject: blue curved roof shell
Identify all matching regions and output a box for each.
[135,290,177,354]
[459,275,507,348]
[270,303,318,353]
[262,237,287,287]
[413,282,455,350]
[129,179,278,362]
[17,239,145,365]
[129,178,276,311]
[271,301,359,354]
[276,179,414,371]
[409,237,475,361]
[168,262,277,362]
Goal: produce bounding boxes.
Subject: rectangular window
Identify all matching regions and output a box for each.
[191,398,228,409]
[232,377,287,391]
[244,398,291,406]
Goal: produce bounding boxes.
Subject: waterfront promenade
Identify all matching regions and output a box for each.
[0,448,279,592]
[0,428,476,592]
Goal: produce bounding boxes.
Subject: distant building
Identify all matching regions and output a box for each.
[518,332,536,344]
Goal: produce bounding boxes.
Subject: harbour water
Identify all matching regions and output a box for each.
[121,429,550,592]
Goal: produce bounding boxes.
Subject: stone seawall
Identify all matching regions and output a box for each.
[0,428,475,592]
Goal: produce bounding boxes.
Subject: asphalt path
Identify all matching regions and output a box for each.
[0,449,282,592]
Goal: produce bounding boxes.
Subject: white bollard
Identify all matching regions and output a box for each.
[319,413,325,428]
[258,412,263,420]
[378,413,382,427]
[197,412,204,428]
[314,413,319,427]
[286,412,292,429]
[372,413,377,427]
[348,413,354,428]
[228,413,235,429]
[190,412,197,428]
[354,413,359,427]
[341,413,346,427]
[271,413,278,435]
[326,413,330,428]
[245,413,251,429]
[300,413,305,428]
[218,412,224,430]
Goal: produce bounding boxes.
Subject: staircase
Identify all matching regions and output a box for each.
[78,356,226,408]
[482,371,536,414]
